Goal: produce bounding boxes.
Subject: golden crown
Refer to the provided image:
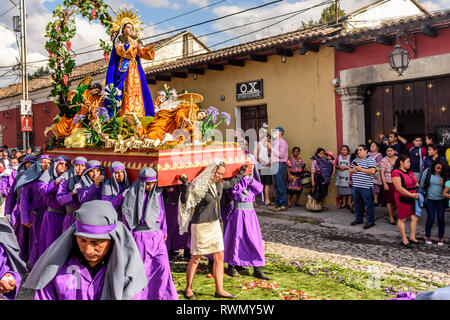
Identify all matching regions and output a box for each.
[111,6,143,34]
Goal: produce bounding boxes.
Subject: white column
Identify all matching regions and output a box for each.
[336,86,367,151]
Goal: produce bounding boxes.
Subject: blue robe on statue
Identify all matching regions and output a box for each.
[105,34,154,118]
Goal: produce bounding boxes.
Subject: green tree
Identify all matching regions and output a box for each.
[300,3,346,29]
[319,3,345,24]
[28,66,51,80]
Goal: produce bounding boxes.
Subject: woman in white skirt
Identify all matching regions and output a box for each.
[178,159,247,300]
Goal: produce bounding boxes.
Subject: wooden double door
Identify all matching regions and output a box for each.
[240,104,268,132]
[364,75,450,143]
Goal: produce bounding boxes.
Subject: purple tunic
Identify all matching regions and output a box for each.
[0,244,21,300]
[19,181,47,268]
[77,183,103,204]
[38,180,67,256]
[122,192,178,300]
[224,176,265,267]
[56,179,81,233]
[2,171,16,225]
[34,256,107,300]
[4,171,29,263]
[101,184,125,215]
[163,188,188,251]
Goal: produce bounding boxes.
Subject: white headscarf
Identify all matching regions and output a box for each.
[177,158,224,235]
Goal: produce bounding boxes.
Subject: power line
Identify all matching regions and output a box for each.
[46,0,280,61]
[144,0,228,30]
[1,0,285,68]
[3,0,336,70]
[0,4,17,19]
[141,0,284,41]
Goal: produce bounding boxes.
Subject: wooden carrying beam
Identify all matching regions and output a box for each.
[336,43,354,53]
[299,42,319,55]
[155,74,171,82]
[147,77,156,85]
[207,64,225,71]
[420,25,438,38]
[171,72,188,78]
[275,48,293,57]
[249,54,267,62]
[187,68,205,74]
[228,59,246,67]
[375,35,394,46]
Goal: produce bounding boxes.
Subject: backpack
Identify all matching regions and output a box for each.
[421,168,432,193]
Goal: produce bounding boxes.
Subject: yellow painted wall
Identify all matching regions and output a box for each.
[148,46,339,205]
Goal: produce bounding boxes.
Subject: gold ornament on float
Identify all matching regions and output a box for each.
[111,6,143,37]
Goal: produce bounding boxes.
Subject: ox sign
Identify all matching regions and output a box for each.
[236,79,263,101]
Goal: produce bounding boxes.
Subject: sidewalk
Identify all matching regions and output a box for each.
[255,203,450,243]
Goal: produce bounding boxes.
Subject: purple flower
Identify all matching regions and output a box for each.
[220,112,231,126]
[207,106,219,122]
[74,114,86,125]
[95,107,110,120]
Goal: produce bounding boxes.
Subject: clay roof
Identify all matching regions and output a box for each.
[327,9,450,45]
[144,26,341,75]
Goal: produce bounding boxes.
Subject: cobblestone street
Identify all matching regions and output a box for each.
[258,205,450,287]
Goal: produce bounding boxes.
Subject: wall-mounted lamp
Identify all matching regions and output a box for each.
[44,104,49,113]
[193,74,198,80]
[281,55,287,63]
[220,95,225,101]
[4,111,10,119]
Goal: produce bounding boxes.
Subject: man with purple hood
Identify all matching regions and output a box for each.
[102,161,130,215]
[163,186,189,260]
[0,157,19,224]
[224,156,269,280]
[38,155,71,256]
[121,167,178,300]
[56,156,87,232]
[4,155,36,262]
[0,219,28,300]
[23,200,148,300]
[17,154,52,267]
[76,160,105,204]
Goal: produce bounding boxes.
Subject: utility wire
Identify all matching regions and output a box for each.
[141,0,284,41]
[144,0,228,30]
[0,4,17,19]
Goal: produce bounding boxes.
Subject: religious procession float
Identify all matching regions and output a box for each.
[42,1,251,186]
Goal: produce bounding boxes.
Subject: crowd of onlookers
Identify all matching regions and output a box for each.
[240,127,450,248]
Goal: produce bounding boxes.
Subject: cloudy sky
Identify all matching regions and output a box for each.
[0,0,448,87]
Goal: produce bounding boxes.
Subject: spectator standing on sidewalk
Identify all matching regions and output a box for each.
[423,144,445,171]
[420,159,447,246]
[286,147,304,207]
[391,154,419,248]
[394,132,427,182]
[310,148,334,211]
[254,129,273,206]
[335,145,352,209]
[380,146,398,225]
[369,142,383,206]
[268,127,288,212]
[379,130,404,156]
[349,145,377,230]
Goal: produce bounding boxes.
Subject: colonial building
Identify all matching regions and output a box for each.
[331,10,450,151]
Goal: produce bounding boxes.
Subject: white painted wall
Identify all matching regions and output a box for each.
[347,0,424,30]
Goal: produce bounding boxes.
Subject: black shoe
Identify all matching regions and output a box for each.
[253,267,270,280]
[401,241,414,248]
[235,266,250,275]
[215,292,236,299]
[409,239,420,245]
[363,222,375,230]
[350,220,363,226]
[227,266,239,277]
[389,221,397,225]
[183,290,195,300]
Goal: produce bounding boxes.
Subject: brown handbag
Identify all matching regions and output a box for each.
[306,195,322,212]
